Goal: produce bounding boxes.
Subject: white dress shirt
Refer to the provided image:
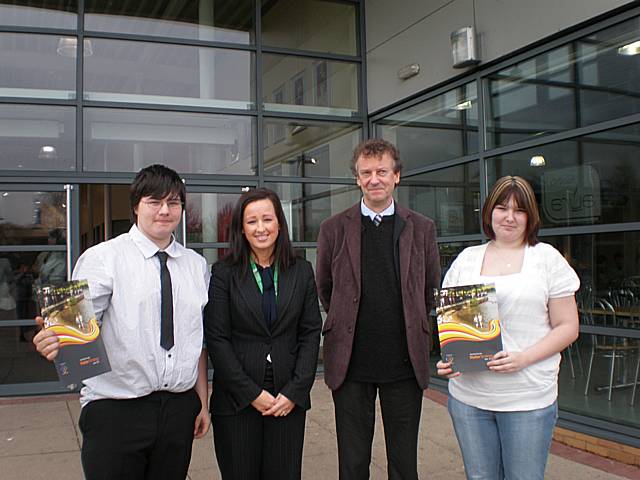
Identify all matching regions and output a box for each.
[360,198,395,221]
[73,225,210,407]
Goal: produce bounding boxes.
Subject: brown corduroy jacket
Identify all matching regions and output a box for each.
[316,202,441,391]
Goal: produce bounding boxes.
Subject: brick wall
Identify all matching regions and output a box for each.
[554,427,640,467]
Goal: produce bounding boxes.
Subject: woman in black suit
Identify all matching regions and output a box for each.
[204,188,322,479]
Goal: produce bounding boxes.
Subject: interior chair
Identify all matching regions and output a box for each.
[583,298,638,402]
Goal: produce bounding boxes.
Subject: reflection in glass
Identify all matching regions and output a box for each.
[83,108,255,174]
[0,105,76,171]
[0,192,66,246]
[0,326,60,382]
[487,123,640,227]
[191,248,225,272]
[0,251,68,323]
[263,119,361,178]
[262,0,356,55]
[79,185,132,253]
[376,83,478,171]
[263,55,359,116]
[185,192,242,244]
[0,33,76,100]
[85,0,253,44]
[397,162,480,237]
[84,38,254,109]
[0,1,76,30]
[540,232,640,429]
[485,16,640,149]
[265,183,361,242]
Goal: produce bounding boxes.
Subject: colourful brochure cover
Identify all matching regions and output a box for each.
[34,280,111,389]
[434,283,503,373]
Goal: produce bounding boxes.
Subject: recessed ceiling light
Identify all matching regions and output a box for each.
[618,40,640,56]
[530,155,546,167]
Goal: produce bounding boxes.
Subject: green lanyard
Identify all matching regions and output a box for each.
[250,258,278,298]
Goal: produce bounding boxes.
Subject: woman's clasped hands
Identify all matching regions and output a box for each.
[251,390,295,417]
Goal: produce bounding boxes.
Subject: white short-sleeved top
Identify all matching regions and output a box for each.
[442,242,580,411]
[73,225,210,407]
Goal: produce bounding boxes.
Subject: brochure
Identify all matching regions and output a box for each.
[434,283,503,373]
[34,280,110,389]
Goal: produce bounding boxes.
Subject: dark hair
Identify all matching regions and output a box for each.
[350,138,402,176]
[225,188,296,274]
[482,175,540,246]
[129,164,185,222]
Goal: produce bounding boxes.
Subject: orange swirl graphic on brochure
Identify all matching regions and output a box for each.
[438,319,501,347]
[48,317,100,347]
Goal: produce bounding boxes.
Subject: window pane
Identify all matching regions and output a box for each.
[83,108,255,174]
[0,327,59,383]
[397,162,481,237]
[264,119,361,178]
[0,192,66,246]
[265,183,361,242]
[0,105,76,171]
[376,83,478,171]
[485,16,640,149]
[487,123,640,227]
[85,0,254,44]
[84,38,254,109]
[541,232,640,429]
[0,33,76,100]
[262,0,356,55]
[0,1,76,29]
[263,55,359,117]
[0,251,68,323]
[185,192,242,244]
[191,248,226,270]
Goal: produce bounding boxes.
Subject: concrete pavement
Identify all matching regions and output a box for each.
[0,379,637,479]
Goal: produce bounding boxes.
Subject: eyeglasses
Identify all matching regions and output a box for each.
[141,199,183,211]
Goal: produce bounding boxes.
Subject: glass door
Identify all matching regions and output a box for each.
[0,184,74,395]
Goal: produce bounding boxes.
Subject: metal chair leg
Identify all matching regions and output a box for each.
[584,348,595,396]
[631,353,640,406]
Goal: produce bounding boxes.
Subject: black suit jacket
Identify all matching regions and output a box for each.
[205,257,322,415]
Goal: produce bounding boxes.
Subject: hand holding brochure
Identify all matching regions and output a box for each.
[434,283,503,373]
[34,280,111,389]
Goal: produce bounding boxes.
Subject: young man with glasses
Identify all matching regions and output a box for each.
[34,164,210,480]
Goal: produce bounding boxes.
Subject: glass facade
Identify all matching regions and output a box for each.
[372,8,640,445]
[0,0,363,396]
[1,0,639,449]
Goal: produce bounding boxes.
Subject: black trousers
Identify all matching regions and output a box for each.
[332,377,423,480]
[212,363,306,480]
[78,389,201,480]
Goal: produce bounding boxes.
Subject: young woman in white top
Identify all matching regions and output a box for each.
[437,175,580,480]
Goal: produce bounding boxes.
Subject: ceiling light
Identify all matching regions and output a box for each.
[57,37,94,58]
[2,192,8,197]
[530,155,546,167]
[453,100,473,110]
[618,40,640,56]
[38,145,57,160]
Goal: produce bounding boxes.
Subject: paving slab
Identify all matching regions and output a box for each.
[0,378,637,479]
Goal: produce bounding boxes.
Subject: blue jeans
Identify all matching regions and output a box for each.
[448,396,558,480]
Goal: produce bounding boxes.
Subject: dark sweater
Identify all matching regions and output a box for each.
[346,215,414,383]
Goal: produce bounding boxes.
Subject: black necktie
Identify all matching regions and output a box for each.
[373,214,383,226]
[156,251,174,350]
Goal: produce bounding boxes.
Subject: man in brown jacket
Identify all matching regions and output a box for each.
[316,139,440,480]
